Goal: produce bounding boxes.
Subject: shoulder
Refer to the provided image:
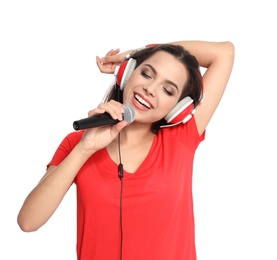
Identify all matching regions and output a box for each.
[60,131,84,150]
[160,115,205,146]
[47,131,85,167]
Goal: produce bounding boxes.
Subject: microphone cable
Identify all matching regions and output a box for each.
[118,133,124,260]
[116,86,124,259]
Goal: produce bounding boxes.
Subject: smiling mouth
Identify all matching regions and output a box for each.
[134,94,152,109]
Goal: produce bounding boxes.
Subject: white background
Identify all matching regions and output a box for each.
[1,0,276,259]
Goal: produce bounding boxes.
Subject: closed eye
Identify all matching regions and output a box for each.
[140,70,152,79]
[163,87,174,96]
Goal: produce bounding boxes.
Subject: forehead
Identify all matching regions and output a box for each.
[141,51,188,87]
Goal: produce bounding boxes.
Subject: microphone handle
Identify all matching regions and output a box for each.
[73,113,119,130]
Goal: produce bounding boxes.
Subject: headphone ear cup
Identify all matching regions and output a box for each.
[114,58,137,90]
[165,96,194,124]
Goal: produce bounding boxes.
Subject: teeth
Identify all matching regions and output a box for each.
[135,94,151,108]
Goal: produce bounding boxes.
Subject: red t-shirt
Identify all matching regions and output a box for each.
[48,116,205,260]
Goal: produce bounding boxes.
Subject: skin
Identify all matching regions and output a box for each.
[123,51,189,125]
[17,40,235,232]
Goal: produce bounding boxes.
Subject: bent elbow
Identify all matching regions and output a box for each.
[225,41,235,59]
[17,216,40,233]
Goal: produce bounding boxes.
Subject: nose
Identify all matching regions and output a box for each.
[143,83,156,97]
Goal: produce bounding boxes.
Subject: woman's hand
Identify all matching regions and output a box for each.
[96,48,132,74]
[78,100,128,154]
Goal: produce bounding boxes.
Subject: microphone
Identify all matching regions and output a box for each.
[73,104,135,130]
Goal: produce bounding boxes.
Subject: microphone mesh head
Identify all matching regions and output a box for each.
[123,105,135,124]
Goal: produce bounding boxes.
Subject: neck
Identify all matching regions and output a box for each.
[115,122,155,145]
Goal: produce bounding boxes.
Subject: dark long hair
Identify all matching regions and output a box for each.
[103,44,203,134]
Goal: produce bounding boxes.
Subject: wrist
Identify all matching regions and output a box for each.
[75,142,96,160]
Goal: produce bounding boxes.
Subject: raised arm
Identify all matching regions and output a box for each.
[171,41,235,134]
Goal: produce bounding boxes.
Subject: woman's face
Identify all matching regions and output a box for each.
[123,51,188,123]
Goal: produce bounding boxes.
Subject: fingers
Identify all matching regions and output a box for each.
[113,120,128,132]
[96,56,115,74]
[105,48,120,57]
[96,48,121,74]
[102,52,124,64]
[88,101,125,121]
[96,48,133,74]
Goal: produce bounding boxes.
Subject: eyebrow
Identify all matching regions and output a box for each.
[144,64,179,91]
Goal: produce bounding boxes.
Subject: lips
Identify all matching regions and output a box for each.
[134,94,153,109]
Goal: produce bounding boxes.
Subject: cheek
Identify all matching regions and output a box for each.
[158,92,179,111]
[158,101,177,118]
[122,85,133,103]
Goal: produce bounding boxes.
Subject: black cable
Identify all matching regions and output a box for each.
[116,86,124,259]
[118,133,124,260]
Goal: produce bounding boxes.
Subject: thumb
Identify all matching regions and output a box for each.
[109,120,129,140]
[113,120,129,133]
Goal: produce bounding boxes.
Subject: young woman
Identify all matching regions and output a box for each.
[17,40,235,260]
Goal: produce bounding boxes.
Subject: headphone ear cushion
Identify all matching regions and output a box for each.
[165,96,194,124]
[114,58,137,90]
